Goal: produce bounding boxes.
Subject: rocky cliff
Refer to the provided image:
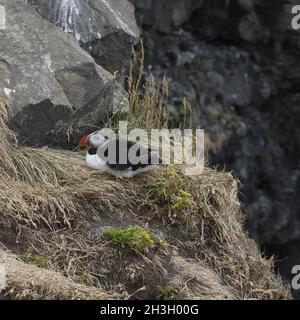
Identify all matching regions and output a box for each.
[133,0,300,284]
[26,0,139,72]
[0,0,131,147]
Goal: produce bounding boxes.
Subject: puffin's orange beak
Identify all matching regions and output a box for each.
[79,134,91,149]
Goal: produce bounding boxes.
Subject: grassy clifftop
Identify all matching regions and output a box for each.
[0,89,291,300]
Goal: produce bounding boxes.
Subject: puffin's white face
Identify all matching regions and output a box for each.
[88,132,108,148]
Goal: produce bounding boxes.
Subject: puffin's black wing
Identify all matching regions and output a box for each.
[97,139,158,171]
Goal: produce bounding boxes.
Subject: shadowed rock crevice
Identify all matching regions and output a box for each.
[81,31,134,73]
[9,100,72,146]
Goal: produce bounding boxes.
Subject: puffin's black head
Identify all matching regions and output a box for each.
[79,132,108,149]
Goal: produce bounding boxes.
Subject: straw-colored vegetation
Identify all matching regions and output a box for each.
[107,41,170,132]
[0,250,117,300]
[0,81,291,300]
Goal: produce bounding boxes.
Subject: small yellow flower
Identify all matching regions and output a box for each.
[179,189,185,196]
[179,189,192,198]
[149,240,155,246]
[176,197,182,203]
[168,170,174,177]
[143,233,151,242]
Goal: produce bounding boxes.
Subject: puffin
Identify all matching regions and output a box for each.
[79,131,161,178]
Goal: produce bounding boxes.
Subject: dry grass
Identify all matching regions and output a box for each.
[169,257,236,300]
[107,41,169,132]
[107,41,193,132]
[0,89,291,300]
[0,249,117,300]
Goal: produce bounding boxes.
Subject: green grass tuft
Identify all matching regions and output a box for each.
[20,247,51,269]
[104,226,158,253]
[157,285,178,300]
[147,166,195,210]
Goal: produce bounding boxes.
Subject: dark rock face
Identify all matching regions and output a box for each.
[190,0,264,43]
[135,0,300,249]
[134,0,204,33]
[0,0,127,147]
[26,0,139,73]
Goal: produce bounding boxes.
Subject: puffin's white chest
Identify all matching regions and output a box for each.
[86,153,108,171]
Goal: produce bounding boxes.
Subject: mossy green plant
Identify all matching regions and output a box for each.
[146,167,197,225]
[104,226,158,253]
[146,166,184,204]
[157,285,178,300]
[172,189,195,210]
[146,180,174,204]
[147,166,195,210]
[20,247,51,269]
